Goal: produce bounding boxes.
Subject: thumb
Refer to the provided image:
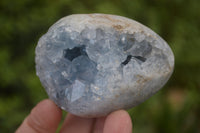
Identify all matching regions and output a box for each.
[16,99,62,133]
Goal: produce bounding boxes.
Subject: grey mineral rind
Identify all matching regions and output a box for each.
[35,14,174,117]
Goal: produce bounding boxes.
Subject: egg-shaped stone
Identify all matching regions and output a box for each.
[35,14,174,117]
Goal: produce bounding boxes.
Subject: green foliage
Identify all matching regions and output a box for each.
[0,0,199,132]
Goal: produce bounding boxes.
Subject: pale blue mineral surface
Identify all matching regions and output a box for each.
[35,14,174,117]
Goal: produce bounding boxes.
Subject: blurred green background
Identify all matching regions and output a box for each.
[0,0,200,132]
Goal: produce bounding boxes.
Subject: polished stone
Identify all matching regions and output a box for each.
[35,14,174,117]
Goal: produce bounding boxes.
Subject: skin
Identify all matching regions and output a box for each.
[16,99,132,133]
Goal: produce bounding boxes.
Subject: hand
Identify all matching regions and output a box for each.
[16,99,132,133]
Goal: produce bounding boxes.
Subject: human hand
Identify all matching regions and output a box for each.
[16,99,132,133]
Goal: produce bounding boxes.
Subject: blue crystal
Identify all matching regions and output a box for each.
[35,14,174,117]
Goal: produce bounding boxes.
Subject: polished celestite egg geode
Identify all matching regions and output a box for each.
[35,14,174,117]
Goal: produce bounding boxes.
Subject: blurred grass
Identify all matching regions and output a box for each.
[0,0,200,132]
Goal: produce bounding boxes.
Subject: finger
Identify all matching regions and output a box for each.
[16,99,62,133]
[93,116,106,133]
[103,110,132,133]
[59,113,95,133]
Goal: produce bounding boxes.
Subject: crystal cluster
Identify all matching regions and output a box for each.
[35,14,174,117]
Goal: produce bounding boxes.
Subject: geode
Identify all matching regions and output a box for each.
[35,14,174,117]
